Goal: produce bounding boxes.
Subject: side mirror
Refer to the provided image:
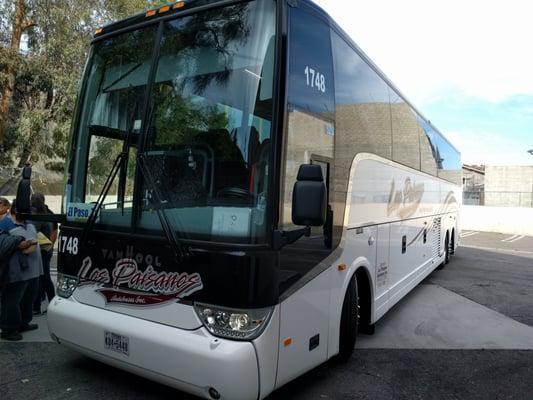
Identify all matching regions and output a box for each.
[16,164,32,214]
[292,164,326,227]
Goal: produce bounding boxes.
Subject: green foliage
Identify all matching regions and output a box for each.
[153,86,229,147]
[44,160,64,172]
[0,0,167,168]
[88,136,122,179]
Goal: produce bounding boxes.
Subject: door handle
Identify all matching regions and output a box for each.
[368,236,375,246]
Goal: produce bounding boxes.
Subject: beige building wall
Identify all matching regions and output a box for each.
[485,165,533,207]
[334,103,391,213]
[390,102,420,171]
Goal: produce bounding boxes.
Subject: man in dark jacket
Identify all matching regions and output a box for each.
[0,202,41,341]
[0,231,26,284]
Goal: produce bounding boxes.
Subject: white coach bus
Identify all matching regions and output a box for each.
[17,0,461,399]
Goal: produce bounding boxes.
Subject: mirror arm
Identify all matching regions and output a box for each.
[272,226,311,250]
[16,213,67,224]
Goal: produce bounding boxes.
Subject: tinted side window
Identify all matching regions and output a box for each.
[331,31,392,230]
[434,133,462,184]
[332,33,391,160]
[288,6,335,115]
[282,6,336,232]
[278,5,336,294]
[390,89,420,170]
[419,118,438,175]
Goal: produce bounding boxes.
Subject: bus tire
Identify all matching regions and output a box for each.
[337,274,358,362]
[445,232,450,264]
[450,229,455,255]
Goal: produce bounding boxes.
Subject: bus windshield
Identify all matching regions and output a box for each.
[67,0,276,244]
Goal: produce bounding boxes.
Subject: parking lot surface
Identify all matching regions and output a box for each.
[459,230,533,254]
[1,231,532,399]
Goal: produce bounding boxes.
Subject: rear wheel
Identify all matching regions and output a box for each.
[337,275,358,361]
[437,232,449,270]
[450,229,455,256]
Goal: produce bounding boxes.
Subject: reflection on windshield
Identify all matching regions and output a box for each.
[67,0,276,244]
[68,26,155,229]
[140,0,276,243]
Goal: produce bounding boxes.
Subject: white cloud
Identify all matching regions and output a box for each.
[446,130,533,166]
[314,0,533,105]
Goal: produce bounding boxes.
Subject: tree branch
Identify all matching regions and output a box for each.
[22,19,36,31]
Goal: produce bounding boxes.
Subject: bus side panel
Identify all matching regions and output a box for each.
[253,305,280,400]
[275,268,332,389]
[344,154,460,325]
[388,217,432,304]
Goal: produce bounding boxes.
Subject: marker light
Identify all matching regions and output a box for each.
[159,5,170,13]
[195,303,273,340]
[95,28,103,35]
[146,9,157,17]
[173,1,185,9]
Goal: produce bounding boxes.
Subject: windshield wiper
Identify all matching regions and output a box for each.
[136,102,190,262]
[137,153,189,262]
[80,104,140,245]
[81,101,189,263]
[80,152,124,244]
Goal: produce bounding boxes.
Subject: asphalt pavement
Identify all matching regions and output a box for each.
[1,231,532,399]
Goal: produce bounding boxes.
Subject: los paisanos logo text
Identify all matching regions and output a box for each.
[78,257,203,305]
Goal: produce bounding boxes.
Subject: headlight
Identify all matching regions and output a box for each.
[57,273,79,298]
[194,303,273,340]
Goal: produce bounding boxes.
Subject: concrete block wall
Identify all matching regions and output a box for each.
[485,166,533,207]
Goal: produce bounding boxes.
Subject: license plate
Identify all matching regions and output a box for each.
[104,331,129,356]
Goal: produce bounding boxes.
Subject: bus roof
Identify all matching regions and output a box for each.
[93,0,233,39]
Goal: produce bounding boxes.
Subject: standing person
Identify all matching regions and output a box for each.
[31,193,57,314]
[0,197,10,220]
[0,229,31,291]
[0,200,43,341]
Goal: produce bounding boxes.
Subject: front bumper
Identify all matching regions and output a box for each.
[47,296,260,400]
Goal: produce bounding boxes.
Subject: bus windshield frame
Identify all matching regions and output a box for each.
[64,0,279,247]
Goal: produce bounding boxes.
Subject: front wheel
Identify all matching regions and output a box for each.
[337,275,358,361]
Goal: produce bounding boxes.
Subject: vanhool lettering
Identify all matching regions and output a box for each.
[101,248,161,267]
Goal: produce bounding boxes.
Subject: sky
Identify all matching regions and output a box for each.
[313,0,533,166]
